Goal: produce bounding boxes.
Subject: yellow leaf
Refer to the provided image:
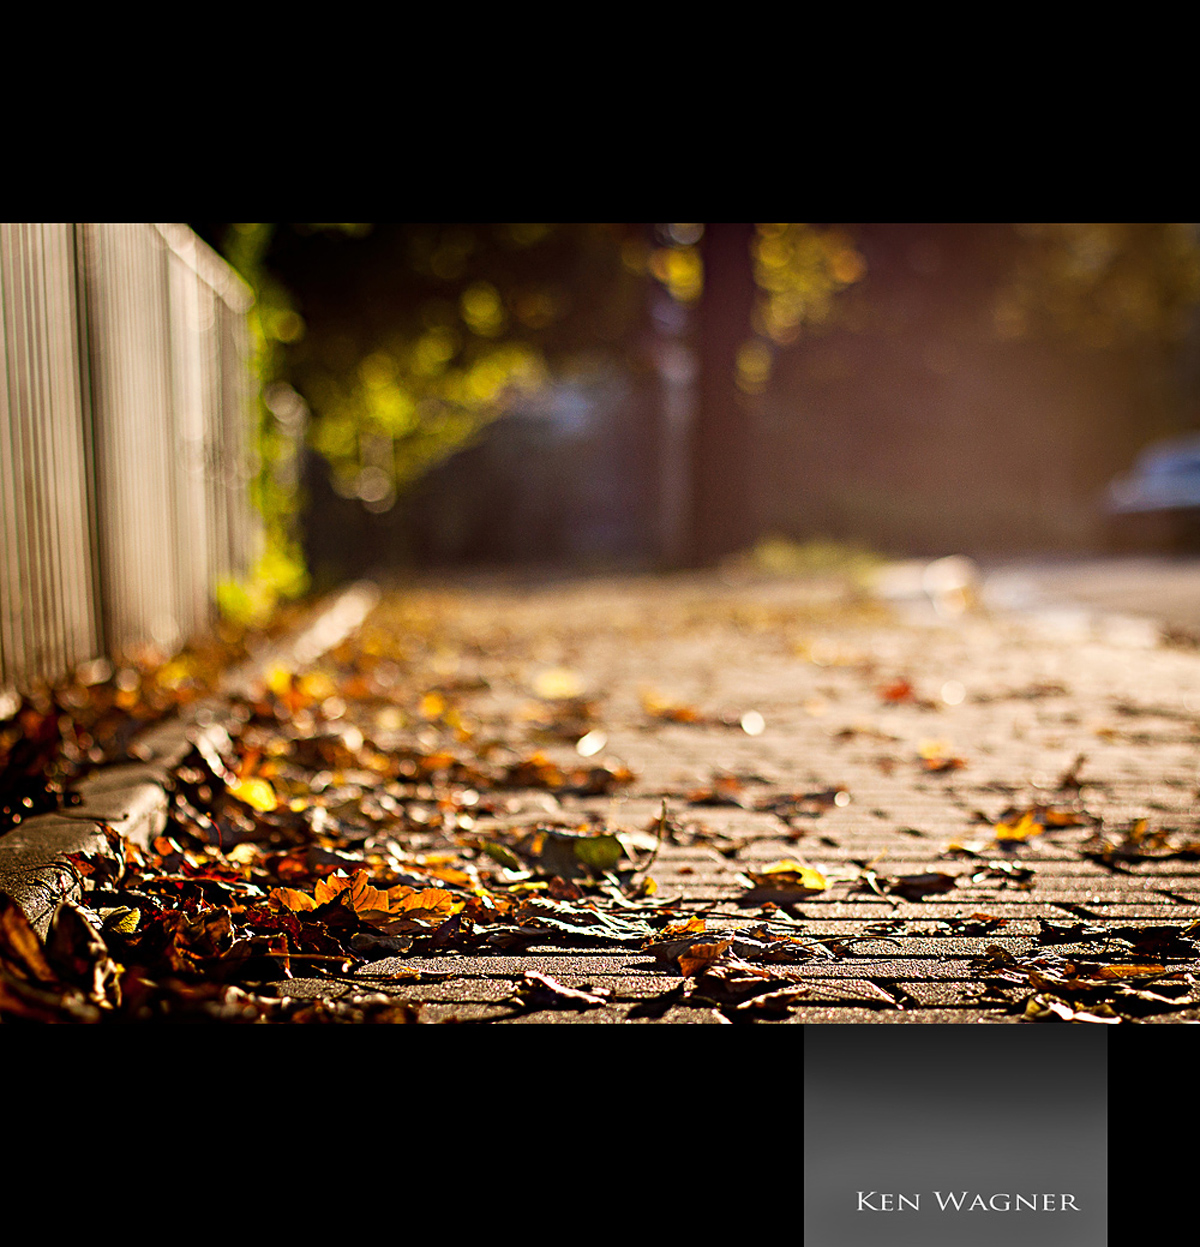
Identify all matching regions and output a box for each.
[395,887,457,916]
[1080,963,1165,981]
[533,667,584,699]
[419,691,445,718]
[745,859,828,891]
[229,777,277,812]
[266,663,293,697]
[299,670,337,701]
[662,915,706,938]
[995,811,1043,841]
[312,869,393,914]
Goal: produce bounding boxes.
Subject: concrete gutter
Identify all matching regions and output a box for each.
[0,581,379,938]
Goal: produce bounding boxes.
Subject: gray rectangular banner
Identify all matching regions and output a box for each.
[804,1026,1107,1247]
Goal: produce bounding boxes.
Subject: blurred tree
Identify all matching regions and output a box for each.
[993,224,1200,501]
[692,223,865,560]
[196,222,650,611]
[277,224,647,509]
[194,221,869,590]
[204,221,339,621]
[995,223,1200,353]
[995,224,1200,445]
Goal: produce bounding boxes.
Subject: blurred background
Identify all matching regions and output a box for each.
[186,222,1200,599]
[5,222,1200,758]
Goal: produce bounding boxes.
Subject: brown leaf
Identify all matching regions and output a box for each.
[510,970,610,1011]
[889,872,959,900]
[45,903,122,1008]
[678,940,733,977]
[731,983,808,1015]
[1074,962,1167,982]
[740,860,828,896]
[0,892,58,984]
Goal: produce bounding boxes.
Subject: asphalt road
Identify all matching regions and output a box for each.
[978,556,1200,635]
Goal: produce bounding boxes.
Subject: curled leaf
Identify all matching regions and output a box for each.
[511,970,609,1010]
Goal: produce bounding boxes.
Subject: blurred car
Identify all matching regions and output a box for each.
[1105,434,1200,549]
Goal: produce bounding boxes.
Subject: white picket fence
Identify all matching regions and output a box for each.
[0,223,259,692]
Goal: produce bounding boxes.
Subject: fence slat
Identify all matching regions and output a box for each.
[1,223,258,693]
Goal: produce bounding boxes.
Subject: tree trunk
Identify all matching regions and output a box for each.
[692,222,757,564]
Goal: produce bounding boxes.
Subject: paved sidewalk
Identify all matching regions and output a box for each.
[6,565,1200,1024]
[270,567,1200,1023]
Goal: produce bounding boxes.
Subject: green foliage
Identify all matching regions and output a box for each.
[277,224,644,515]
[995,223,1200,351]
[208,222,874,605]
[214,223,312,622]
[740,534,883,582]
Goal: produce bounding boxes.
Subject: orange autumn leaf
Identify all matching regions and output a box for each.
[678,939,732,977]
[1077,963,1166,981]
[313,870,422,916]
[305,872,460,926]
[1040,806,1087,827]
[268,887,316,913]
[392,888,457,919]
[918,739,967,772]
[878,677,915,703]
[661,915,707,939]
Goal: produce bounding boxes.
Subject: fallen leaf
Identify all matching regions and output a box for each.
[878,678,915,703]
[510,970,609,1010]
[889,872,958,900]
[918,740,967,772]
[268,887,317,913]
[229,777,277,813]
[738,859,828,904]
[533,668,585,700]
[1024,994,1121,1024]
[743,859,828,890]
[678,940,734,977]
[994,811,1043,842]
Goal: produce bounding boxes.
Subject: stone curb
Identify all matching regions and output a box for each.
[0,581,380,938]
